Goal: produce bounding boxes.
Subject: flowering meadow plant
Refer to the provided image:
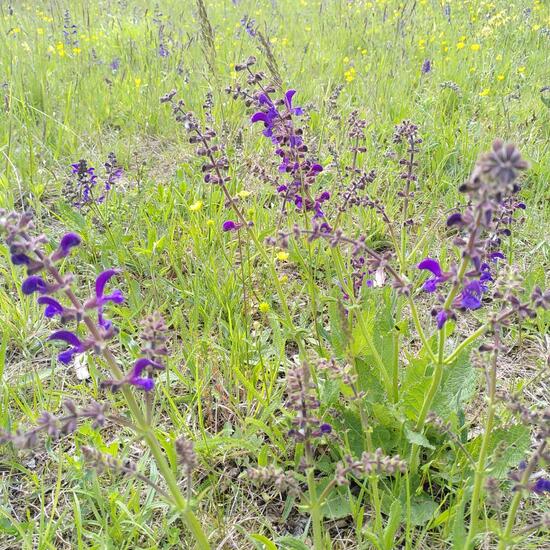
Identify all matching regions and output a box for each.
[0,1,549,549]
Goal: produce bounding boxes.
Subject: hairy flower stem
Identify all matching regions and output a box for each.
[410,205,482,471]
[35,250,210,548]
[400,134,415,265]
[306,465,325,550]
[464,340,499,549]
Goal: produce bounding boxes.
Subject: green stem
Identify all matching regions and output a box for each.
[306,464,324,550]
[44,260,210,548]
[408,296,437,364]
[143,431,210,549]
[444,325,487,364]
[463,345,498,549]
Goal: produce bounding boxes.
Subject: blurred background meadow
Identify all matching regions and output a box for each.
[0,0,549,548]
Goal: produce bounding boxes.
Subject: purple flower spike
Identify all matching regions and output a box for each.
[37,297,64,318]
[22,276,49,295]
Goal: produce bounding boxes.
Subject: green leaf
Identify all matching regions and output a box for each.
[258,445,268,467]
[405,425,435,450]
[319,481,352,520]
[383,499,402,549]
[466,424,530,478]
[249,533,277,550]
[276,536,310,550]
[410,495,438,526]
[433,352,478,418]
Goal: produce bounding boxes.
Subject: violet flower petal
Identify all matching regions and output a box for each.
[22,276,48,295]
[95,269,120,298]
[37,297,64,318]
[417,258,442,277]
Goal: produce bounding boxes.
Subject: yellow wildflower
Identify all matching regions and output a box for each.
[497,74,505,81]
[276,251,289,262]
[189,201,203,212]
[479,88,490,97]
[259,302,270,314]
[456,42,465,50]
[470,43,481,51]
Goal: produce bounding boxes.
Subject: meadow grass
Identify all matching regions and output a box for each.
[0,0,549,548]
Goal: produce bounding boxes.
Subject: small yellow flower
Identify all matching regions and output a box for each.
[189,200,203,212]
[206,219,215,226]
[517,66,525,73]
[496,54,503,61]
[72,47,81,55]
[279,275,288,283]
[134,78,142,88]
[276,251,289,262]
[237,190,251,199]
[343,56,350,64]
[479,88,491,97]
[259,302,270,314]
[470,43,481,51]
[456,42,465,50]
[497,74,505,81]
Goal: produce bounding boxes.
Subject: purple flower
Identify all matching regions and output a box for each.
[436,310,449,330]
[284,89,304,116]
[418,258,450,292]
[222,220,241,232]
[533,478,550,494]
[158,44,169,57]
[446,213,464,227]
[459,280,484,310]
[48,330,86,364]
[37,297,64,318]
[127,357,164,391]
[11,253,31,265]
[110,58,120,71]
[421,59,432,74]
[22,276,49,295]
[95,269,124,329]
[51,232,81,261]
